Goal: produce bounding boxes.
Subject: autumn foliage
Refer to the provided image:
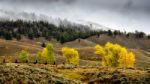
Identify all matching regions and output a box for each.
[19,50,29,63]
[36,51,42,63]
[37,42,56,64]
[95,42,135,68]
[61,47,79,66]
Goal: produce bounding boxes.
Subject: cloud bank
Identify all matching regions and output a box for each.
[0,0,150,33]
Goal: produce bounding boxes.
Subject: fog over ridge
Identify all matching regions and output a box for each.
[0,0,150,33]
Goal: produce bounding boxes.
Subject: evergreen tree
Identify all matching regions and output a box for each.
[28,33,34,40]
[148,35,150,39]
[4,31,13,40]
[41,42,46,47]
[60,35,65,44]
[107,30,113,36]
[126,33,130,38]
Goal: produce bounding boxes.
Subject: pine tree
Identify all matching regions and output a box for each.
[60,35,65,44]
[107,30,113,36]
[4,31,13,40]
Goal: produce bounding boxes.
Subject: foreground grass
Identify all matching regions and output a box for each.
[0,63,150,84]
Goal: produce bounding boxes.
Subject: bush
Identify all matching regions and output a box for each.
[41,42,46,47]
[95,42,135,68]
[61,47,79,66]
[19,50,29,63]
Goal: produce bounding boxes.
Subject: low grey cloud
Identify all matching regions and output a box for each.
[0,0,150,33]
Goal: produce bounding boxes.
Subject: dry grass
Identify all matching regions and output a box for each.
[1,38,150,68]
[0,63,149,84]
[0,63,79,84]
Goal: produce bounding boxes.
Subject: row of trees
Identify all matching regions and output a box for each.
[18,42,135,68]
[18,43,79,65]
[0,20,101,43]
[0,20,149,44]
[19,43,56,64]
[107,30,150,39]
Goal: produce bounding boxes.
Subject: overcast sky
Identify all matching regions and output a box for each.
[0,0,150,33]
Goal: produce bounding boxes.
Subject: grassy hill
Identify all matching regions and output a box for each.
[0,34,150,83]
[0,34,150,68]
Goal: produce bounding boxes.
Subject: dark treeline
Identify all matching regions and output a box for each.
[0,20,104,43]
[0,20,149,44]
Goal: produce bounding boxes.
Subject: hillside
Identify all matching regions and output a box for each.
[87,34,150,52]
[0,0,150,83]
[0,34,150,68]
[0,32,150,83]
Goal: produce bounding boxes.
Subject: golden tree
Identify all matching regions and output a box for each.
[41,43,56,64]
[19,50,29,63]
[95,42,135,68]
[61,47,79,66]
[36,51,42,63]
[118,48,135,68]
[41,48,48,62]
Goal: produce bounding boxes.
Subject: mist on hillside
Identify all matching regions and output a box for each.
[0,0,150,33]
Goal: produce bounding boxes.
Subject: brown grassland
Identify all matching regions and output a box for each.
[0,35,150,83]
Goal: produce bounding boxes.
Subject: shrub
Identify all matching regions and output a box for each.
[19,50,29,63]
[61,47,79,66]
[95,42,135,68]
[41,42,46,47]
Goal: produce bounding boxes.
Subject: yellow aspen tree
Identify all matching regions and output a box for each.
[118,49,135,68]
[46,43,56,64]
[118,48,128,68]
[95,42,136,68]
[19,50,29,63]
[95,45,105,56]
[41,43,56,64]
[127,52,135,68]
[61,47,79,66]
[36,51,42,63]
[41,48,48,62]
[95,44,110,66]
